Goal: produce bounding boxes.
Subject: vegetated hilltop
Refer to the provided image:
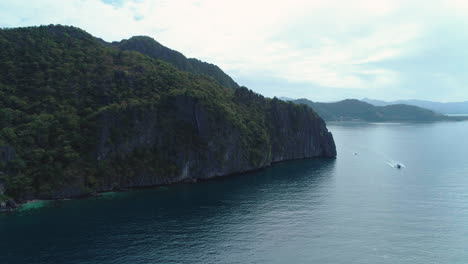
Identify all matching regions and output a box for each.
[112,36,239,89]
[0,25,335,206]
[293,98,461,122]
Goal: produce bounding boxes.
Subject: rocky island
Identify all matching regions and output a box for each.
[0,25,336,210]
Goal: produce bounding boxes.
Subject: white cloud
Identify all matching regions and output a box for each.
[1,0,468,101]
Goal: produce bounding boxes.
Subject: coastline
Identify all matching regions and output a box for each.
[0,156,336,213]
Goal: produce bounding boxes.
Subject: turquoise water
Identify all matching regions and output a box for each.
[2,121,468,264]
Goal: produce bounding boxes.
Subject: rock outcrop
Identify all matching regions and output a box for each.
[0,198,17,212]
[91,94,336,192]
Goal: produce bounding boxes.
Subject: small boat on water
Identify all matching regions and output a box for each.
[386,160,405,169]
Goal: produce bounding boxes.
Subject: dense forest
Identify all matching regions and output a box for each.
[0,25,335,205]
[112,36,239,89]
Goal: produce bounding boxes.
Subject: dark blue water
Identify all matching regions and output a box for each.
[2,121,468,264]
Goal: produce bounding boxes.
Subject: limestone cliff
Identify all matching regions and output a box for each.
[0,25,336,206]
[89,93,336,193]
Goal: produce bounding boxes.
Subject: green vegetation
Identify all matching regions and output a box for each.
[294,99,456,122]
[114,36,239,89]
[0,25,182,199]
[0,25,324,201]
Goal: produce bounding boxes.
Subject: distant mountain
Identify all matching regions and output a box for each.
[293,99,465,122]
[360,98,389,107]
[111,36,239,89]
[362,98,468,114]
[278,96,295,101]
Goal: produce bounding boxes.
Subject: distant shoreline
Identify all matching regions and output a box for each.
[446,114,468,117]
[325,116,468,123]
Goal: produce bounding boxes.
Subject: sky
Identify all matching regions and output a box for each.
[1,0,468,102]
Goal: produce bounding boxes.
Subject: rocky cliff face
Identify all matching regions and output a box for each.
[89,94,336,193]
[29,91,336,202]
[269,99,336,161]
[0,146,16,165]
[0,147,17,211]
[0,146,15,192]
[0,25,336,206]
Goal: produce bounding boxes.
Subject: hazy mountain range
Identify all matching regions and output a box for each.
[362,98,468,115]
[292,99,457,122]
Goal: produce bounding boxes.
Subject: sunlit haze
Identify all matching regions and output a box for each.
[1,0,467,102]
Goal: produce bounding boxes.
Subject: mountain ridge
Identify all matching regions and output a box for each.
[111,36,240,89]
[293,98,466,122]
[362,98,468,114]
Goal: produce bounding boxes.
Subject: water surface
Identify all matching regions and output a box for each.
[2,121,468,264]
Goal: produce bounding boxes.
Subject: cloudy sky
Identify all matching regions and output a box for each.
[1,0,467,102]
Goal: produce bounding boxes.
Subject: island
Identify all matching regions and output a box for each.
[0,25,336,210]
[293,98,468,122]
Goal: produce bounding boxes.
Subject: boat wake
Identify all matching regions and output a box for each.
[386,160,406,169]
[340,143,406,169]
